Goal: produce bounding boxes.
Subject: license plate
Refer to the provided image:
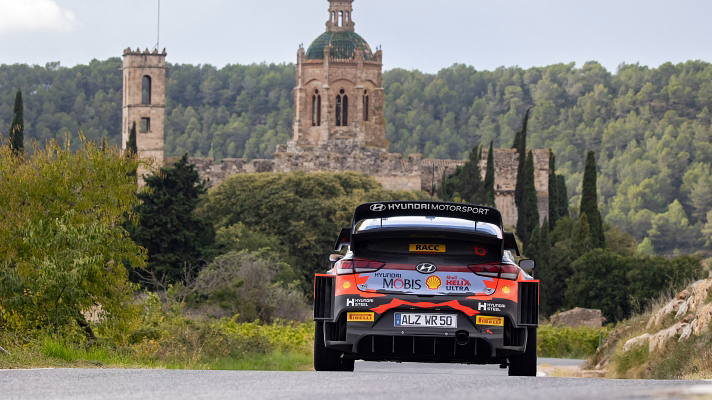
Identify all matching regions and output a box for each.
[394,313,457,328]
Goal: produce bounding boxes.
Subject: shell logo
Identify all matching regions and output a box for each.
[342,281,352,290]
[501,286,510,294]
[425,276,442,290]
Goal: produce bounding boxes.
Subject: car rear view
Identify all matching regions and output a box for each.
[313,201,539,376]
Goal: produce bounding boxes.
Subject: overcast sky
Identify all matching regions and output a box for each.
[1,0,711,73]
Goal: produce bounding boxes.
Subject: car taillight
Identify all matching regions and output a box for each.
[335,259,385,275]
[499,265,520,280]
[468,264,501,277]
[468,264,520,280]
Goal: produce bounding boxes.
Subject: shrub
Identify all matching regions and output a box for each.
[0,138,146,335]
[538,324,611,359]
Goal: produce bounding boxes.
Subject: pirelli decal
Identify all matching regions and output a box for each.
[409,244,446,253]
[476,316,504,326]
[347,312,375,322]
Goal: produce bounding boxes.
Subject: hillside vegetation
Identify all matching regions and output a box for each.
[2,60,712,255]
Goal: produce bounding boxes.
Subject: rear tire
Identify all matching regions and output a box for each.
[508,326,537,377]
[314,321,354,372]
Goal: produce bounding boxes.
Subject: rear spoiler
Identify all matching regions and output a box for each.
[353,201,503,228]
[504,232,520,256]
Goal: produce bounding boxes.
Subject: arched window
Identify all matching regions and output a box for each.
[142,75,152,105]
[339,11,344,27]
[342,95,348,126]
[363,90,369,121]
[312,90,321,127]
[335,95,342,127]
[336,89,348,127]
[312,95,317,126]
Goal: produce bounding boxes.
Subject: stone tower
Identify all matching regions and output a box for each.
[121,48,167,165]
[291,0,385,148]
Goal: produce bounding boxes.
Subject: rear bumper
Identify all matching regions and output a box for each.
[325,310,530,363]
[314,275,539,364]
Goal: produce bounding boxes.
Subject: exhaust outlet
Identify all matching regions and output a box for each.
[455,331,469,345]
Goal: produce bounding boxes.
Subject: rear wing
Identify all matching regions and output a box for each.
[349,201,504,259]
[353,201,503,228]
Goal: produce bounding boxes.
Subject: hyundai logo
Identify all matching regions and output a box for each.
[370,204,386,212]
[415,263,437,274]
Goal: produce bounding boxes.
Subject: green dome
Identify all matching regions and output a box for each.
[306,31,374,60]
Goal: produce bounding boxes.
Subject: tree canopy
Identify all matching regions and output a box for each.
[3,59,712,254]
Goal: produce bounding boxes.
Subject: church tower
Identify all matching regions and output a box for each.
[291,0,386,148]
[121,48,167,165]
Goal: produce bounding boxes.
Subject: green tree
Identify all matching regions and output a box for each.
[539,217,550,272]
[540,216,575,316]
[548,153,559,230]
[526,223,541,264]
[483,141,495,206]
[456,144,485,204]
[556,175,569,219]
[9,89,24,155]
[517,150,540,252]
[513,110,530,209]
[127,154,215,286]
[572,213,594,256]
[565,250,630,322]
[126,122,137,156]
[566,251,703,322]
[199,172,428,287]
[438,167,462,202]
[0,138,145,334]
[580,151,605,248]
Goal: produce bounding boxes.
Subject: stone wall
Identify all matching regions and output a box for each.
[184,141,551,230]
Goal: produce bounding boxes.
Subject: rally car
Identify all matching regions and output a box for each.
[313,201,539,376]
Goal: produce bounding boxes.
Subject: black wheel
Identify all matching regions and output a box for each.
[508,326,537,377]
[314,321,354,372]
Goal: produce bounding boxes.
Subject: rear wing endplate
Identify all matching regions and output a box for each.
[504,232,520,256]
[333,227,351,252]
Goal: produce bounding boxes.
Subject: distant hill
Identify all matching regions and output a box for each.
[1,59,711,255]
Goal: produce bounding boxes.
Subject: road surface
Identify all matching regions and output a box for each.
[0,359,709,399]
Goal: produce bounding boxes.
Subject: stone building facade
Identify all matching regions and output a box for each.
[129,0,551,228]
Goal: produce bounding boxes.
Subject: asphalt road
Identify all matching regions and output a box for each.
[0,360,709,400]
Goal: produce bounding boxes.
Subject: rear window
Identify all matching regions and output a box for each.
[355,216,502,239]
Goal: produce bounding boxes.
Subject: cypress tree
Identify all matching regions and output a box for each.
[580,151,606,248]
[548,152,558,230]
[513,110,530,208]
[572,212,593,257]
[483,141,495,206]
[526,223,541,261]
[556,175,570,219]
[516,150,540,251]
[539,217,550,272]
[126,122,138,156]
[456,144,484,204]
[126,154,215,286]
[9,89,24,155]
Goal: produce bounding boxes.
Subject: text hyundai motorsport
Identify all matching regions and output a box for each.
[313,201,539,376]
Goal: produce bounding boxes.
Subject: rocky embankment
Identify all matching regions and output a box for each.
[624,279,712,353]
[588,276,712,379]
